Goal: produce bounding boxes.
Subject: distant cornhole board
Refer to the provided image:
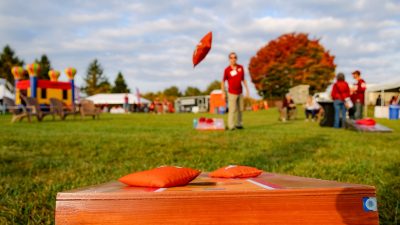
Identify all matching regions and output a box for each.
[346,120,393,133]
[194,118,225,131]
[56,172,379,225]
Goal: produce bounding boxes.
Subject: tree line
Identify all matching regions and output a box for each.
[2,33,333,100]
[0,45,221,101]
[141,80,221,102]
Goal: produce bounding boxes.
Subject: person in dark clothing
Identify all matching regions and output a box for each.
[375,95,382,106]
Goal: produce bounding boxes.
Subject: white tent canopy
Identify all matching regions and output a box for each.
[365,79,400,118]
[0,78,14,100]
[366,80,400,93]
[365,79,400,105]
[86,93,150,105]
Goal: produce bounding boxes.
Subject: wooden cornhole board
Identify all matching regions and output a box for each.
[56,173,379,225]
[346,120,392,133]
[196,118,225,131]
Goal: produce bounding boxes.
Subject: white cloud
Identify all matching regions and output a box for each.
[335,36,384,53]
[354,0,367,10]
[379,28,400,39]
[0,15,34,29]
[249,17,344,34]
[385,1,400,13]
[67,12,119,23]
[0,0,399,96]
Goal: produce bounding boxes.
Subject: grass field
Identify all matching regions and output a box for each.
[0,109,399,224]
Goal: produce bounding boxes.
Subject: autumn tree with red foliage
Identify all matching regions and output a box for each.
[248,33,336,98]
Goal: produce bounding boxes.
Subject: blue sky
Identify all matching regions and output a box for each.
[1,0,399,97]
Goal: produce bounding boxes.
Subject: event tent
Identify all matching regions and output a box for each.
[365,79,400,118]
[0,78,14,100]
[366,79,400,105]
[0,78,15,114]
[366,80,400,93]
[86,93,150,105]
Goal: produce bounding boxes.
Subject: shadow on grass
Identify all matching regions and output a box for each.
[240,135,326,172]
[45,117,112,123]
[247,121,299,130]
[7,117,112,124]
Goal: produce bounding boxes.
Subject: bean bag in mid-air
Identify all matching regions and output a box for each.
[193,31,212,67]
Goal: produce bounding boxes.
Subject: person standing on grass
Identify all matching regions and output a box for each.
[124,93,129,113]
[375,94,382,106]
[331,73,351,128]
[221,52,250,130]
[389,96,397,105]
[351,70,366,119]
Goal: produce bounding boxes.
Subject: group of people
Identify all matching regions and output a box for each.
[375,94,400,106]
[220,51,323,129]
[149,98,175,114]
[278,94,322,122]
[99,94,175,114]
[331,70,366,128]
[221,51,368,130]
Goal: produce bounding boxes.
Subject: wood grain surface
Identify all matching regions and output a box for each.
[56,172,379,225]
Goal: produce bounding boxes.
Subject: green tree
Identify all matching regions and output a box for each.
[142,91,162,102]
[111,72,130,93]
[248,33,336,98]
[34,54,52,80]
[0,45,25,84]
[98,80,112,94]
[163,86,181,98]
[82,59,111,95]
[184,86,202,96]
[161,86,182,102]
[203,80,221,94]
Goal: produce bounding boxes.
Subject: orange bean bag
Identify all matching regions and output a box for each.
[119,166,201,188]
[209,165,263,178]
[356,118,376,126]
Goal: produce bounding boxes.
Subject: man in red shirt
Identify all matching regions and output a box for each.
[351,70,366,119]
[221,52,250,130]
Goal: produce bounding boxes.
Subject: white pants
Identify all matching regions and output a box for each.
[228,93,244,129]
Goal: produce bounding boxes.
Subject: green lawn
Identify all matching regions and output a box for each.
[0,109,399,224]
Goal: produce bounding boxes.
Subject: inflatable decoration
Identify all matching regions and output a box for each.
[11,66,24,80]
[26,63,40,77]
[49,70,61,82]
[65,67,77,80]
